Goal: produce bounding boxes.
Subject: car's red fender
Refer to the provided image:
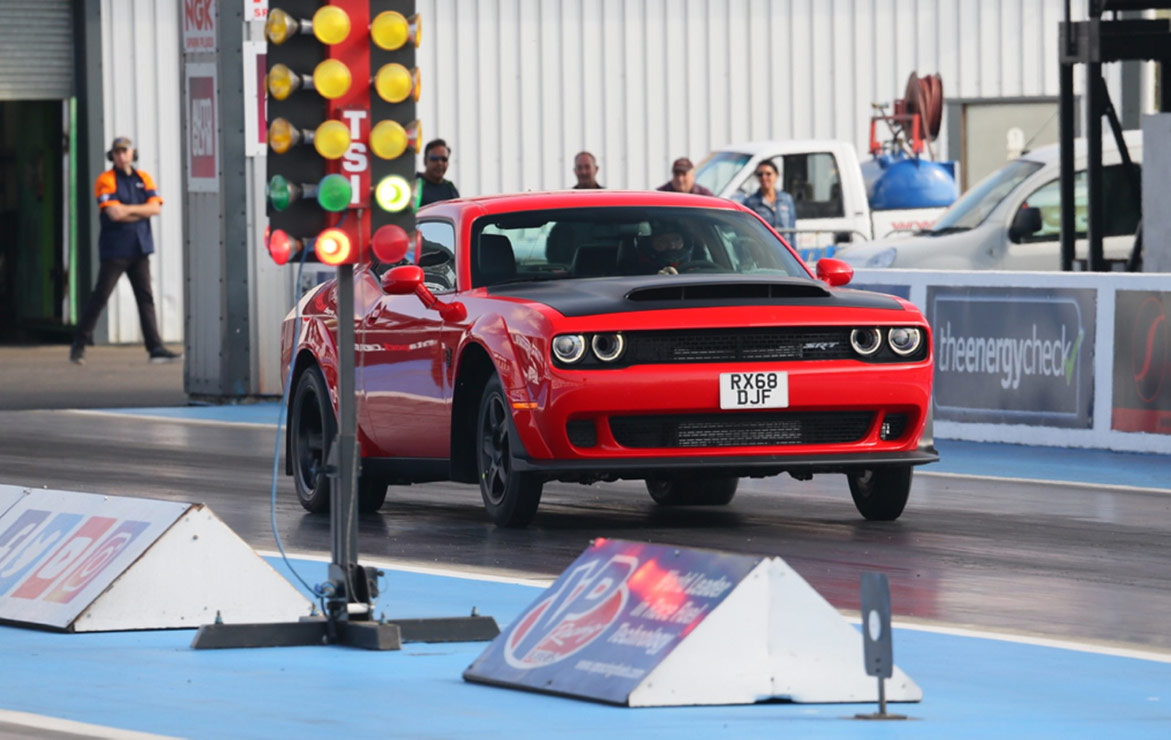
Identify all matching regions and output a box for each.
[460,308,555,459]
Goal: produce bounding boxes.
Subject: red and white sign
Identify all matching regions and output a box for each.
[186,63,219,192]
[249,0,269,21]
[183,0,217,53]
[0,489,185,629]
[0,486,311,632]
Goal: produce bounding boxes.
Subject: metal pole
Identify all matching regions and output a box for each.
[330,263,359,619]
[1059,14,1077,271]
[1087,52,1106,271]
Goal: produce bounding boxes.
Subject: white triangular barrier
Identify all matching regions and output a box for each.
[0,486,310,632]
[465,539,921,706]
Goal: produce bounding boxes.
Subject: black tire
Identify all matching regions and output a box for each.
[645,476,739,506]
[289,365,387,514]
[357,473,388,514]
[477,375,543,528]
[847,465,912,521]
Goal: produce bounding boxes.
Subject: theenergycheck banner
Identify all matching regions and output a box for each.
[1112,290,1171,435]
[928,286,1095,427]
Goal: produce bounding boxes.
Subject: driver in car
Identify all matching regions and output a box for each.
[637,231,692,275]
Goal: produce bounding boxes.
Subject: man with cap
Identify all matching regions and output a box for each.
[656,157,715,195]
[70,136,180,365]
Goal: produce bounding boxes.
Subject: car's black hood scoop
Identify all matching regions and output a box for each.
[486,275,904,317]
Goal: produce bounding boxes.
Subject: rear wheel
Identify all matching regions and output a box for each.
[477,375,543,527]
[289,365,387,514]
[847,465,912,521]
[646,476,739,506]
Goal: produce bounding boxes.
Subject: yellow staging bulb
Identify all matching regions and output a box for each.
[267,117,300,154]
[265,8,297,45]
[370,10,409,50]
[266,63,298,101]
[374,63,413,104]
[312,6,351,45]
[313,59,352,100]
[411,67,421,102]
[369,120,407,160]
[313,120,351,159]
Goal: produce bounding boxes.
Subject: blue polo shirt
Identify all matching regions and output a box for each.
[95,167,162,259]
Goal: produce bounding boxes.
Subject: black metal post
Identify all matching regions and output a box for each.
[1059,19,1077,272]
[328,263,362,623]
[1087,51,1106,271]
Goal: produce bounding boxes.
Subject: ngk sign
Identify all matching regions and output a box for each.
[186,64,219,193]
[183,0,217,53]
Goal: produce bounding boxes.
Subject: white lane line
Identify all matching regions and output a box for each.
[0,710,181,740]
[66,408,280,429]
[259,550,1171,663]
[919,469,1171,495]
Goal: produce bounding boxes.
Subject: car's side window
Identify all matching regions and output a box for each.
[417,221,457,293]
[1019,164,1141,242]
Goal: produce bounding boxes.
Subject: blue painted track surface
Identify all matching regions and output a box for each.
[2,559,1169,739]
[3,403,1165,737]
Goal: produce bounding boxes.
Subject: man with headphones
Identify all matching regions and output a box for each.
[70,136,180,364]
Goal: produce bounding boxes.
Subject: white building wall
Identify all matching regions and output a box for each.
[100,0,183,345]
[419,0,1132,198]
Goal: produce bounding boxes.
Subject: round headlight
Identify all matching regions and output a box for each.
[888,327,923,356]
[591,333,625,362]
[850,327,882,356]
[552,334,586,364]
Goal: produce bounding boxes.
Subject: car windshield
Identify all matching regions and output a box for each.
[694,151,752,196]
[929,159,1044,232]
[470,206,810,288]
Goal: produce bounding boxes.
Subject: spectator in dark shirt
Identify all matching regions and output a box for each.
[70,136,180,365]
[416,138,460,207]
[572,151,603,189]
[656,157,714,195]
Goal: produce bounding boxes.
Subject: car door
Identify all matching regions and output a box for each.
[359,220,457,458]
[1002,164,1141,270]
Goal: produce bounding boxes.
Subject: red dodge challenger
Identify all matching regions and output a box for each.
[281,190,936,527]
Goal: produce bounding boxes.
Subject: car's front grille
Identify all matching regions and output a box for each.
[609,411,874,448]
[624,328,856,364]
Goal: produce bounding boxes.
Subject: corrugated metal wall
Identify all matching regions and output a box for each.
[0,0,74,100]
[99,0,183,344]
[418,0,1128,198]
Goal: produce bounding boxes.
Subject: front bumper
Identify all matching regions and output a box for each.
[513,447,939,480]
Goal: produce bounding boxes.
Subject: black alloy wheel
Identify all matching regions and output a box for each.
[847,465,913,521]
[289,365,387,514]
[645,476,739,506]
[476,375,543,528]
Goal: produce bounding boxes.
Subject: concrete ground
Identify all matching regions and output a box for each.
[0,344,187,410]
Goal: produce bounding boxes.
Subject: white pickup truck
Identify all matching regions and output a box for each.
[695,139,956,262]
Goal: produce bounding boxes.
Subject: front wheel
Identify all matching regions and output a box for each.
[477,375,543,528]
[847,465,912,521]
[646,476,739,506]
[289,365,387,514]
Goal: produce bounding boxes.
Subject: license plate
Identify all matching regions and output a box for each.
[719,371,789,409]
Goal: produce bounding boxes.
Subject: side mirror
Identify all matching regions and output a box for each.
[815,257,853,287]
[381,264,423,295]
[1009,206,1043,241]
[380,264,468,323]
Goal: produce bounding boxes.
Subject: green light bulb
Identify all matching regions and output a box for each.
[267,174,293,211]
[316,174,352,212]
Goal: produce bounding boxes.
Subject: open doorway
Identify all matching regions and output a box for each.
[0,99,74,342]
